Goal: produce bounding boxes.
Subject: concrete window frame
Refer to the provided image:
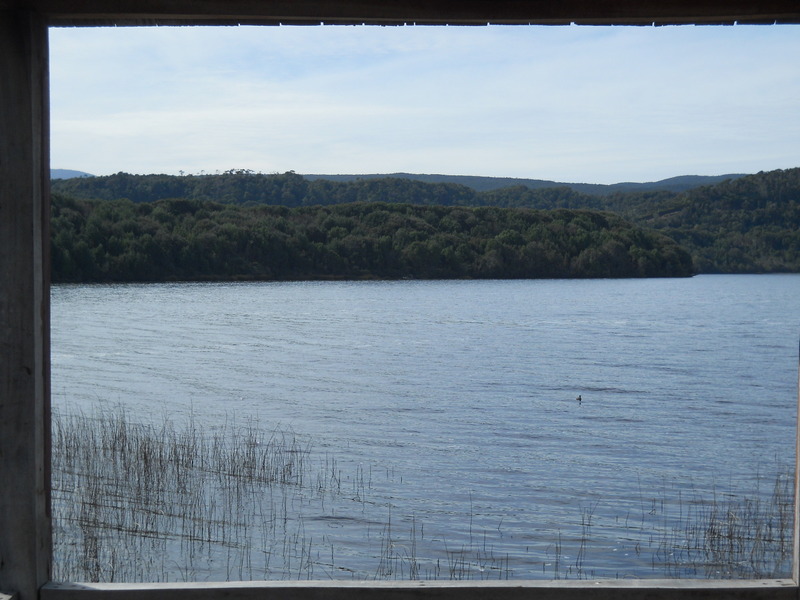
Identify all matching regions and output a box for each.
[1,3,799,600]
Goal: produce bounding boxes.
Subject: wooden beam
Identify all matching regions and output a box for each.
[0,9,51,600]
[0,0,796,26]
[795,339,800,581]
[40,579,800,600]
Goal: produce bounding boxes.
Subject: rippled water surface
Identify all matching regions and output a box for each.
[51,275,799,581]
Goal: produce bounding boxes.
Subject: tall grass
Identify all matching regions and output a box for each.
[652,474,794,579]
[51,408,794,582]
[52,407,330,581]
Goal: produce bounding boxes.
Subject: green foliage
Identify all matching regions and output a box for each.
[50,167,800,275]
[51,194,693,283]
[626,169,800,273]
[50,171,599,212]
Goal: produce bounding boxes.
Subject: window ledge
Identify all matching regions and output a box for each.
[42,578,799,600]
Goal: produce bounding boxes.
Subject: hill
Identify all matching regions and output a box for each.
[52,170,745,198]
[629,169,800,273]
[51,169,94,180]
[49,167,800,275]
[50,196,693,282]
[303,172,746,195]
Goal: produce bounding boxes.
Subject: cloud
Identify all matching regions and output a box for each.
[49,24,800,183]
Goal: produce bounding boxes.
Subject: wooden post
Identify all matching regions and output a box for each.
[794,338,800,583]
[0,8,51,600]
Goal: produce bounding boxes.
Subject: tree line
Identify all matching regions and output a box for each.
[51,170,607,210]
[51,166,800,275]
[625,169,800,273]
[51,194,694,283]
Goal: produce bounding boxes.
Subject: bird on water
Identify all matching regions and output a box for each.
[576,395,582,402]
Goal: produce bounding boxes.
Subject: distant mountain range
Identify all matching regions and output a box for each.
[52,169,94,180]
[302,172,748,196]
[52,168,746,196]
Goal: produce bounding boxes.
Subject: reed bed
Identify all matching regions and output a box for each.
[52,407,337,582]
[51,408,794,582]
[648,473,794,579]
[547,473,794,580]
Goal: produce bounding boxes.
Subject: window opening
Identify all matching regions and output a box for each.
[46,23,799,585]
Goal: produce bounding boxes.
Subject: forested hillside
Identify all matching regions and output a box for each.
[49,167,800,276]
[303,172,746,195]
[627,169,800,273]
[51,195,693,282]
[51,169,742,198]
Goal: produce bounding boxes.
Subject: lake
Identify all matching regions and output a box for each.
[50,275,799,582]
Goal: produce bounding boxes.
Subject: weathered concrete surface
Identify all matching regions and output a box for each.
[0,8,51,600]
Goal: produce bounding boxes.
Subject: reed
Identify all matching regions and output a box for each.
[52,407,340,582]
[545,471,794,580]
[51,407,793,582]
[657,473,794,578]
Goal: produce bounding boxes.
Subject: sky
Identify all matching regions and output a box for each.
[49,24,800,185]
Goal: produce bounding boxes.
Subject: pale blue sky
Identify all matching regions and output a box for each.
[49,24,799,184]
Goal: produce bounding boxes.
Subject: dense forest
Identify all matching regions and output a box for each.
[50,166,800,279]
[628,169,800,273]
[51,195,693,282]
[53,169,746,197]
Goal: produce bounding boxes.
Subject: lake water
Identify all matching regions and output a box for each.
[50,275,799,581]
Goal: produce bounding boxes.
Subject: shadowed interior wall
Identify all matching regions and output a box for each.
[0,9,51,600]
